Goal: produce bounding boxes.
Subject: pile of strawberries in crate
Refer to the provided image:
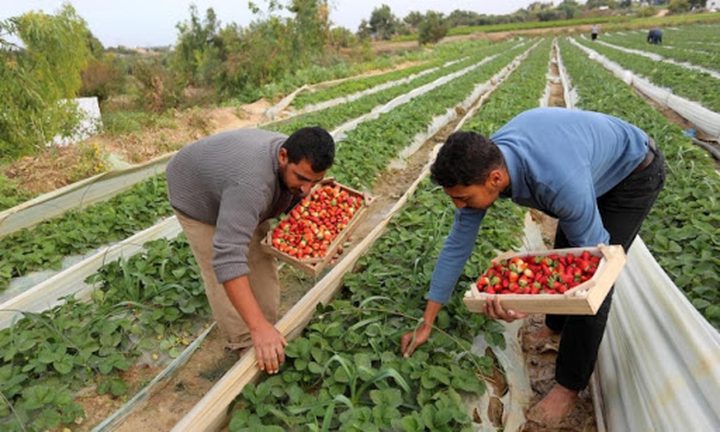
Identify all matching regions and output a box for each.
[270,183,364,260]
[476,251,602,295]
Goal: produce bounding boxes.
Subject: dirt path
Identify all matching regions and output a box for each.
[518,44,598,432]
[5,100,273,196]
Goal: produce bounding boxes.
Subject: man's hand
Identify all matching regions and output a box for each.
[400,321,432,358]
[484,296,527,322]
[251,320,287,374]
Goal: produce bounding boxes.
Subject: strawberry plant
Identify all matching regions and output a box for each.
[292,61,439,109]
[269,39,522,137]
[574,37,720,113]
[602,28,720,73]
[0,237,210,431]
[228,39,552,431]
[290,40,498,109]
[0,175,172,290]
[560,38,720,328]
[331,43,531,190]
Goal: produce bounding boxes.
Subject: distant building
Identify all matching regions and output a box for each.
[708,0,719,11]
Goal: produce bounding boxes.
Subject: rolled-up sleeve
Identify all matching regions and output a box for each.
[428,207,485,304]
[212,183,267,283]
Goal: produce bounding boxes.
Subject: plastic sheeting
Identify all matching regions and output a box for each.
[330,52,509,141]
[51,97,103,147]
[0,153,173,238]
[470,214,545,431]
[265,58,468,119]
[597,237,720,431]
[390,42,539,169]
[594,39,720,80]
[570,38,720,141]
[0,217,181,330]
[554,40,577,109]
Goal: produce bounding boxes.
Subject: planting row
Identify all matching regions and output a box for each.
[602,29,720,72]
[270,39,523,137]
[289,40,489,109]
[330,43,529,190]
[559,38,720,328]
[226,39,553,431]
[0,42,523,291]
[574,36,720,113]
[0,41,533,431]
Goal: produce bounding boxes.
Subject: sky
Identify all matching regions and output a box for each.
[0,0,556,48]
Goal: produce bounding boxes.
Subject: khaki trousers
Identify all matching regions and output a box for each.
[174,210,280,349]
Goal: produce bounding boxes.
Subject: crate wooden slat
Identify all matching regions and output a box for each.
[260,178,373,277]
[463,244,626,315]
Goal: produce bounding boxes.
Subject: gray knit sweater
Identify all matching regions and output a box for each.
[166,129,294,283]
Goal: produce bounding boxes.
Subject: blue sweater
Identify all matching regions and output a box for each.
[428,108,649,304]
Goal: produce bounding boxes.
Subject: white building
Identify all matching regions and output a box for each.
[708,0,719,11]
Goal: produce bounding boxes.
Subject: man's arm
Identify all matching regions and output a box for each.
[401,207,484,357]
[213,184,288,373]
[427,207,486,304]
[224,276,286,373]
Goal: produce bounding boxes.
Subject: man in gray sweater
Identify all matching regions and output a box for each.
[167,127,335,374]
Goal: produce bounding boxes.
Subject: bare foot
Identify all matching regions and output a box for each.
[526,384,578,427]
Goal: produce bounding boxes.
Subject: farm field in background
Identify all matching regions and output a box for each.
[1,5,719,430]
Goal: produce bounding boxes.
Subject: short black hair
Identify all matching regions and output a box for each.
[430,131,505,187]
[282,127,335,172]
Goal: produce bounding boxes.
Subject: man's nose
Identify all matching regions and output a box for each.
[300,183,313,195]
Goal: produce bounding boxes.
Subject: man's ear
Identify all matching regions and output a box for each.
[278,147,288,166]
[489,168,504,189]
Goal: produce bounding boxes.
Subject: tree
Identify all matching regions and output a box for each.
[0,4,91,160]
[418,12,448,45]
[557,0,580,19]
[369,4,398,40]
[328,27,355,49]
[357,19,372,40]
[586,0,618,9]
[172,5,223,87]
[668,0,691,12]
[445,10,483,27]
[288,0,330,56]
[404,11,424,29]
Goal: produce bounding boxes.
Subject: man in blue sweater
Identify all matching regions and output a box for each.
[400,108,665,426]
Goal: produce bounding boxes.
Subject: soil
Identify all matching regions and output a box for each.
[46,42,598,430]
[3,101,273,196]
[76,76,461,431]
[519,315,598,432]
[511,45,597,431]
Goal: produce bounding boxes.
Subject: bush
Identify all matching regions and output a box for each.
[418,12,449,45]
[669,0,691,14]
[131,60,183,113]
[79,55,123,101]
[0,173,31,210]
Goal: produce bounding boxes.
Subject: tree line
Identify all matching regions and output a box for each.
[0,0,709,161]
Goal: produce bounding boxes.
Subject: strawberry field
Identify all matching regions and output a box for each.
[1,26,719,432]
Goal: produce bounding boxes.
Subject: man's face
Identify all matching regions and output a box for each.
[279,149,325,196]
[443,167,507,210]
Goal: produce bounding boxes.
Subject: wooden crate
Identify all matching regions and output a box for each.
[463,244,626,315]
[260,178,373,277]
